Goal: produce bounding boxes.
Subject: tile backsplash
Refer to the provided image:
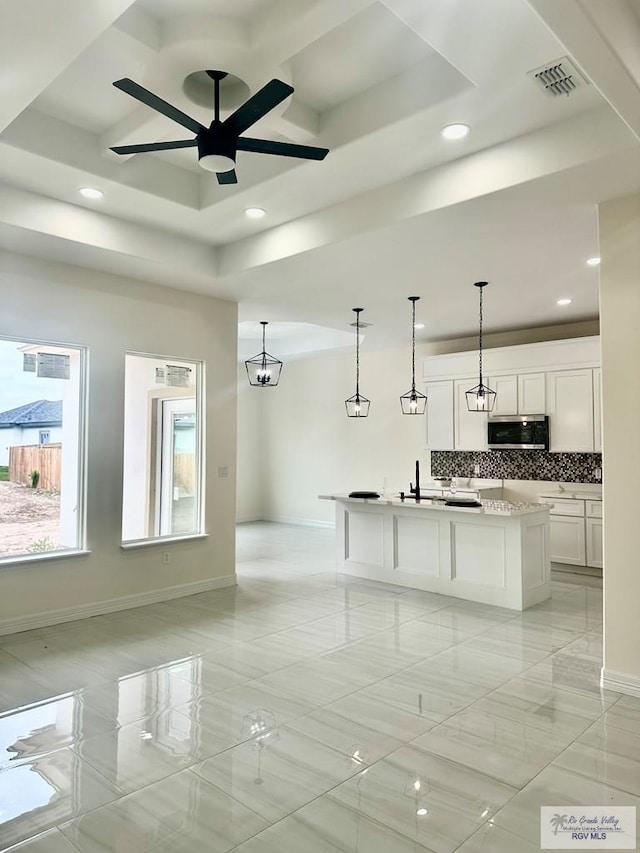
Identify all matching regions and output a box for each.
[431,450,602,483]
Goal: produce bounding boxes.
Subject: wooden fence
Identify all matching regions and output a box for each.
[8,443,62,491]
[173,452,196,496]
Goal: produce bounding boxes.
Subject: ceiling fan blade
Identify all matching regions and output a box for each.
[113,78,204,135]
[110,139,197,155]
[223,79,294,136]
[237,137,329,161]
[217,170,238,185]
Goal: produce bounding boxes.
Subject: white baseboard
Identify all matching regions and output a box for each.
[0,574,237,637]
[602,667,640,698]
[264,514,335,529]
[236,514,264,524]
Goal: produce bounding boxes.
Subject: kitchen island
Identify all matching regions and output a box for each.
[320,494,550,610]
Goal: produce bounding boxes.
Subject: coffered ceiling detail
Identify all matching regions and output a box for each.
[1,0,639,348]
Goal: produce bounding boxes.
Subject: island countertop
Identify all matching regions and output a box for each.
[321,492,551,610]
[319,494,549,518]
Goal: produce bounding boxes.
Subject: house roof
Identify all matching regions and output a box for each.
[0,400,62,428]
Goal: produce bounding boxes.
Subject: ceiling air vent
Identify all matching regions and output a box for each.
[528,57,588,97]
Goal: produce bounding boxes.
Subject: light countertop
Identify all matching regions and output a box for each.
[320,494,548,518]
[538,489,602,501]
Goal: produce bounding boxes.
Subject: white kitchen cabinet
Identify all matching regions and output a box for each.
[454,379,488,450]
[541,493,603,569]
[586,517,603,569]
[488,375,518,415]
[593,368,602,453]
[546,369,595,452]
[518,373,546,415]
[549,515,586,565]
[425,381,454,450]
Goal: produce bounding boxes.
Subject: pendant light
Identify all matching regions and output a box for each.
[400,296,427,415]
[466,281,496,412]
[245,321,283,387]
[345,308,370,417]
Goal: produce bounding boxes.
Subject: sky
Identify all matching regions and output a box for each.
[0,338,64,413]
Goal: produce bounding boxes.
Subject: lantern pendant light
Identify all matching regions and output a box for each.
[345,308,370,417]
[466,281,496,412]
[245,321,283,387]
[400,296,427,415]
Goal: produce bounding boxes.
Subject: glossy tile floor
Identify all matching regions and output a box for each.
[0,523,638,852]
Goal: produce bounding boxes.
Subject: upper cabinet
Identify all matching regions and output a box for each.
[425,381,454,450]
[518,373,546,414]
[488,372,546,416]
[488,375,518,415]
[423,337,601,454]
[454,379,488,450]
[546,370,595,452]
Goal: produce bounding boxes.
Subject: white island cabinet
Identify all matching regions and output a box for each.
[320,495,550,611]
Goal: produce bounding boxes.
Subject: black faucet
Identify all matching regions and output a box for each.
[409,459,421,502]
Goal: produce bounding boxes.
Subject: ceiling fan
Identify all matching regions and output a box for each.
[110,71,329,184]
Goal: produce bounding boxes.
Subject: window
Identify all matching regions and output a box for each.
[122,353,203,543]
[0,337,86,560]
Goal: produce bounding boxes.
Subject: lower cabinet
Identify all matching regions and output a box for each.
[586,517,603,568]
[549,516,586,566]
[544,495,602,569]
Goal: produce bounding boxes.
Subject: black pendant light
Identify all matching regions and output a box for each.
[245,321,283,387]
[466,281,496,412]
[345,308,370,417]
[400,296,427,415]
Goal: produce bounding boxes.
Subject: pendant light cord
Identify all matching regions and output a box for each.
[478,285,484,385]
[355,310,361,398]
[411,299,417,392]
[261,322,267,372]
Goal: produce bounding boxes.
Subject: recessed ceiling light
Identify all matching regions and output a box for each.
[557,298,573,306]
[586,256,601,266]
[414,323,425,330]
[245,207,266,219]
[79,187,103,200]
[416,808,429,817]
[441,123,470,140]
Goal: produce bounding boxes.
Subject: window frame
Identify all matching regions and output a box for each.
[121,351,205,547]
[0,334,88,566]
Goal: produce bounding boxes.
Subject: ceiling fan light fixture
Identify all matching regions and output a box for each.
[199,153,236,173]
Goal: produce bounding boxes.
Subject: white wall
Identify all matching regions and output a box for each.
[237,320,599,526]
[0,250,238,632]
[599,192,640,696]
[236,366,265,522]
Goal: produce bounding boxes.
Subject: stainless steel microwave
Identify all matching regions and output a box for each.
[487,415,549,450]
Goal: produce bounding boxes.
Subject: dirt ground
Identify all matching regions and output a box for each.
[0,481,60,557]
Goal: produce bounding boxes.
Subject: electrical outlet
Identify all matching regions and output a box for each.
[474,464,480,475]
[162,552,170,564]
[595,467,602,480]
